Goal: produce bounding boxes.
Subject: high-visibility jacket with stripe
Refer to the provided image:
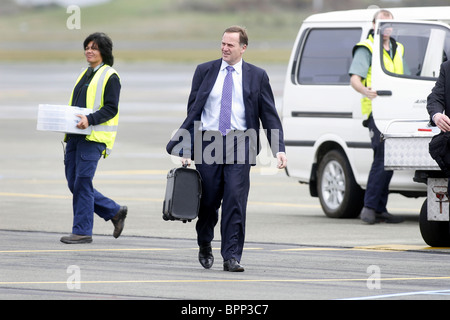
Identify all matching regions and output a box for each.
[353,34,404,117]
[68,64,120,157]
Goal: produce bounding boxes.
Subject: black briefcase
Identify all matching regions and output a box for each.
[162,165,202,223]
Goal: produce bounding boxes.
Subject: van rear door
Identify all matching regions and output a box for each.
[371,20,450,133]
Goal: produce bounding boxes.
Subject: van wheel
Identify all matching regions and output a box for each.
[419,199,450,247]
[317,150,363,218]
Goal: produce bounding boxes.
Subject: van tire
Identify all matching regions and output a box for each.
[317,150,363,218]
[419,199,450,247]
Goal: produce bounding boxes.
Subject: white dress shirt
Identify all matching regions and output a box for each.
[201,59,247,132]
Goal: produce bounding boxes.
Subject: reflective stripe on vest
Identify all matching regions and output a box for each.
[354,35,404,116]
[69,65,120,157]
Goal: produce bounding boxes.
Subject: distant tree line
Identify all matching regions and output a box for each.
[175,0,450,13]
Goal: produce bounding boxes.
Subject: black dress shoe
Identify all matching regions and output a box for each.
[376,211,404,223]
[111,206,127,238]
[198,244,214,269]
[60,234,92,244]
[223,258,244,272]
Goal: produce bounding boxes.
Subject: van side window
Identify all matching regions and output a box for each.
[378,22,450,79]
[296,28,362,85]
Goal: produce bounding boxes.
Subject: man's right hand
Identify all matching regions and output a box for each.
[434,113,450,132]
[181,158,191,167]
[364,87,378,100]
[350,75,377,100]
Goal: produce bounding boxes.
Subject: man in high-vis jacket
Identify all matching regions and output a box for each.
[349,10,405,224]
[60,32,127,244]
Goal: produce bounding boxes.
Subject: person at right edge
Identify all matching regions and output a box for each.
[427,59,450,162]
[348,9,404,224]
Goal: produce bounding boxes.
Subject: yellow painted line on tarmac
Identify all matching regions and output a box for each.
[274,245,450,252]
[96,169,291,176]
[5,178,296,187]
[0,247,263,254]
[0,191,312,208]
[2,275,450,286]
[0,191,161,202]
[274,245,425,252]
[1,244,446,255]
[97,170,168,175]
[353,244,434,251]
[249,201,318,208]
[7,179,165,185]
[0,192,71,199]
[272,247,345,252]
[0,248,175,254]
[1,188,413,212]
[2,246,450,286]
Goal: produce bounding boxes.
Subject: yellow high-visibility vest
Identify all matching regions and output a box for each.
[68,64,120,157]
[354,34,404,117]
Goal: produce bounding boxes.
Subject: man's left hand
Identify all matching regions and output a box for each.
[276,152,287,169]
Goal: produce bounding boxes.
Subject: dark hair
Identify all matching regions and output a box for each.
[83,32,114,66]
[224,26,248,47]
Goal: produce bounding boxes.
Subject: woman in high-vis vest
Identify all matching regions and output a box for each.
[60,32,127,244]
[349,10,405,225]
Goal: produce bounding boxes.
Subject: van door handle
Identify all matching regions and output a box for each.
[376,90,392,96]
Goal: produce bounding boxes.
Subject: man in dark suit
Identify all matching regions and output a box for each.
[166,26,287,272]
[428,60,450,131]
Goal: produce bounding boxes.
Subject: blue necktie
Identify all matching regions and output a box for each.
[219,66,235,136]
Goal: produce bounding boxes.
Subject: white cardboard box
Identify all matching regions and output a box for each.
[37,104,92,134]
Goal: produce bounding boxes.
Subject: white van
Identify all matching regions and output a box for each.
[282,7,450,218]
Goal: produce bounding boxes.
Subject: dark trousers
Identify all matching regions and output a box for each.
[64,135,120,236]
[364,114,393,212]
[195,134,251,262]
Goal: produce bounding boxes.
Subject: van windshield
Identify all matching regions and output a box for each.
[378,21,450,80]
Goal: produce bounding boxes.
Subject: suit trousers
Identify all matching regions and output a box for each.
[195,134,251,262]
[364,114,393,212]
[64,135,120,236]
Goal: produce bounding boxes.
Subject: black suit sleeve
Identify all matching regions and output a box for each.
[258,70,286,155]
[187,65,204,115]
[427,62,448,124]
[166,65,204,157]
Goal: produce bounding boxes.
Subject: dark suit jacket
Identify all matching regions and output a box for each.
[427,60,450,124]
[166,59,285,160]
